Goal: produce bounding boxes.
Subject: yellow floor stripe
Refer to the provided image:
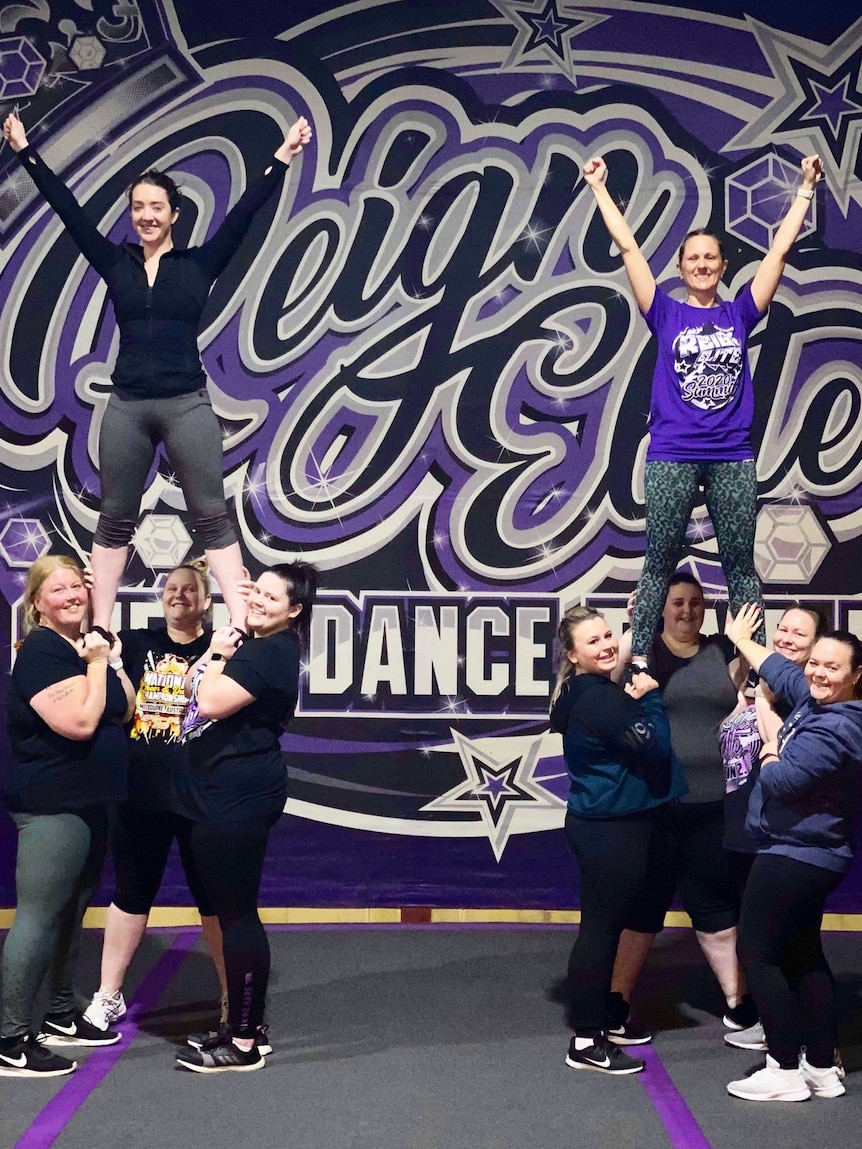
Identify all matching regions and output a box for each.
[2,907,862,929]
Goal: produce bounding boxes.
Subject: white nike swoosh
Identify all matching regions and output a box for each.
[587,1056,611,1067]
[47,1022,76,1035]
[1,1053,27,1067]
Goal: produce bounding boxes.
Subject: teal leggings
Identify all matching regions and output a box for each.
[631,460,765,657]
[1,808,107,1040]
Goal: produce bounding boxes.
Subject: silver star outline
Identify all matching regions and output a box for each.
[725,16,862,213]
[492,0,610,85]
[421,730,565,860]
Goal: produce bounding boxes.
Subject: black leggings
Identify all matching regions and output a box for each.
[111,804,213,917]
[187,814,279,1037]
[564,809,665,1032]
[627,800,740,934]
[94,389,235,549]
[737,853,843,1068]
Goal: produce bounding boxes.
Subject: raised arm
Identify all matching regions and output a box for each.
[3,113,119,274]
[197,116,314,278]
[750,155,821,312]
[583,156,656,314]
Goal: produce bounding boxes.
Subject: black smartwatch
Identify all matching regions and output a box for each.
[210,652,225,662]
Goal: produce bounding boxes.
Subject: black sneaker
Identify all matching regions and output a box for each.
[40,1012,121,1047]
[176,1036,265,1074]
[566,1033,645,1075]
[0,1034,77,1077]
[723,995,758,1031]
[607,1020,653,1046]
[186,1022,272,1057]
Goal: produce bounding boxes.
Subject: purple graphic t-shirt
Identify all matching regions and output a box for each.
[645,283,764,462]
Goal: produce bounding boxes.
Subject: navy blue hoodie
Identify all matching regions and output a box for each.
[745,653,862,873]
[550,673,686,817]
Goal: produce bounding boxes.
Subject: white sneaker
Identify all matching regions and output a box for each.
[727,1055,811,1102]
[83,991,126,1031]
[724,1021,766,1051]
[801,1054,846,1099]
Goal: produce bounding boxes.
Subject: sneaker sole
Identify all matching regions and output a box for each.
[723,1034,767,1051]
[726,1084,810,1102]
[175,1057,265,1074]
[565,1055,644,1075]
[809,1085,846,1099]
[607,1033,652,1046]
[40,1033,122,1048]
[186,1036,272,1056]
[0,1062,78,1078]
[83,1011,126,1028]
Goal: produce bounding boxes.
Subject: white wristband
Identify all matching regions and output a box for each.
[109,658,123,671]
[796,188,815,201]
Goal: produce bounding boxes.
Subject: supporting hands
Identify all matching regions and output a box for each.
[274,116,313,165]
[76,629,111,664]
[624,670,659,700]
[209,625,244,661]
[2,112,27,153]
[725,603,762,649]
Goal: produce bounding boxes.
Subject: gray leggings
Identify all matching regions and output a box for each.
[1,808,107,1040]
[93,388,236,550]
[631,459,765,656]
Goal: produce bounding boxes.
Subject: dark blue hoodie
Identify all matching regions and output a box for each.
[745,653,862,873]
[550,673,686,817]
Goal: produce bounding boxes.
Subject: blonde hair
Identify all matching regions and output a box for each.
[551,605,606,705]
[22,555,85,636]
[165,558,212,625]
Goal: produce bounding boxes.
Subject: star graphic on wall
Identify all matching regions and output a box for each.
[421,730,565,860]
[492,0,609,86]
[726,17,862,213]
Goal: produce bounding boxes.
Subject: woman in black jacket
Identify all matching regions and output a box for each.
[551,606,685,1076]
[2,110,312,634]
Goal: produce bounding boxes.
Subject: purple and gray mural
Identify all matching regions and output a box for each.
[1,1,861,907]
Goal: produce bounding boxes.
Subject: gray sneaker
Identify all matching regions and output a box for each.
[724,1022,766,1051]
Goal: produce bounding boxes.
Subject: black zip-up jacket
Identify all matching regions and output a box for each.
[16,146,288,399]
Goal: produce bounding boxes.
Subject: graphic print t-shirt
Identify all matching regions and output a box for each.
[120,626,210,809]
[645,283,763,462]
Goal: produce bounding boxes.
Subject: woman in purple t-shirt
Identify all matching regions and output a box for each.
[583,153,822,663]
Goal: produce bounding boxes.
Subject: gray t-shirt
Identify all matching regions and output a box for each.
[650,633,738,803]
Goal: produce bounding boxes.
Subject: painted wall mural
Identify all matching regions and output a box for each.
[0,0,860,904]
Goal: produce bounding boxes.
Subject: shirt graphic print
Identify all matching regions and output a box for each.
[130,649,194,744]
[673,320,744,411]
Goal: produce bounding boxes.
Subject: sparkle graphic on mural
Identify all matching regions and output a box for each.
[493,0,609,84]
[0,516,51,568]
[728,18,862,212]
[422,731,564,859]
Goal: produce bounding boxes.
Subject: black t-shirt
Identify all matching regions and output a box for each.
[172,630,300,823]
[5,627,129,813]
[120,626,211,810]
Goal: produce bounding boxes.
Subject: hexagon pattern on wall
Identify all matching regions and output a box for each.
[754,504,830,583]
[726,154,816,254]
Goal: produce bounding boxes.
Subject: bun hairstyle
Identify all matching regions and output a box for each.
[267,561,319,650]
[551,605,606,705]
[167,558,212,625]
[22,555,85,635]
[127,169,182,214]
